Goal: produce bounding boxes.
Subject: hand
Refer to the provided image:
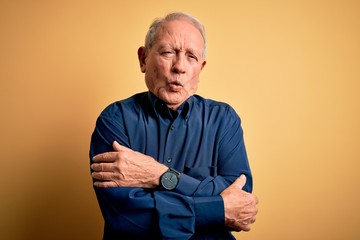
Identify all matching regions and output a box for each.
[91,141,168,188]
[220,175,259,231]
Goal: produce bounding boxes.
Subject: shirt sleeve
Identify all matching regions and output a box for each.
[91,116,225,239]
[89,104,252,239]
[175,105,253,197]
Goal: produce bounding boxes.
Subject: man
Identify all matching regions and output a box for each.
[90,12,258,240]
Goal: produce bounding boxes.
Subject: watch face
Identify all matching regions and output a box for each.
[161,171,179,190]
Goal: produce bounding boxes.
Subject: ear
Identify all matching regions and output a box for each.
[200,60,206,70]
[137,46,147,73]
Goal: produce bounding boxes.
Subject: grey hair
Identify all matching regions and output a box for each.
[144,12,207,59]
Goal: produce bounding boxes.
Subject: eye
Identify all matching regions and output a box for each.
[160,50,174,57]
[187,53,198,62]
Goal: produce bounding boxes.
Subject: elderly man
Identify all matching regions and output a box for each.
[90,12,258,240]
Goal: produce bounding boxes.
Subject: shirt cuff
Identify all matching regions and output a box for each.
[193,196,225,229]
[175,173,201,195]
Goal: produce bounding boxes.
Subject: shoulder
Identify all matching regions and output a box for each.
[192,95,240,120]
[192,94,232,108]
[99,92,148,118]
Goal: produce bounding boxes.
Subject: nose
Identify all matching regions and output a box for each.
[172,54,186,74]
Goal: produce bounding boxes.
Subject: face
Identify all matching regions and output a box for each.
[138,19,206,110]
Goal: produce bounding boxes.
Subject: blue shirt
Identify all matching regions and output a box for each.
[90,92,253,240]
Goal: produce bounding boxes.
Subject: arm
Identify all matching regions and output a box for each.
[90,122,224,239]
[92,142,257,234]
[90,106,257,237]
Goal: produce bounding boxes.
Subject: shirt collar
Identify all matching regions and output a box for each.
[147,91,192,120]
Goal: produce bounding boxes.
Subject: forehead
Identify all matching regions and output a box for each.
[154,19,204,50]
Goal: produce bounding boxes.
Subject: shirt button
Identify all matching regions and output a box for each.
[167,157,172,163]
[170,125,175,131]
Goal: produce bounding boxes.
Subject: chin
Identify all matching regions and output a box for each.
[159,89,192,105]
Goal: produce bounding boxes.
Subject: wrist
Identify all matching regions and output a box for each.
[154,164,169,186]
[160,168,181,190]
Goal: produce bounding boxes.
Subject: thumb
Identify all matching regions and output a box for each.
[233,174,247,189]
[112,141,130,152]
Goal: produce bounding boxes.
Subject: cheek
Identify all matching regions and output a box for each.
[191,70,201,84]
[189,71,201,91]
[190,79,200,91]
[145,67,161,91]
[145,76,156,91]
[152,67,159,77]
[149,63,167,81]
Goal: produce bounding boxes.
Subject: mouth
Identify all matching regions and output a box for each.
[168,81,183,91]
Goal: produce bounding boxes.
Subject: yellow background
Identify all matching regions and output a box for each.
[1,0,359,239]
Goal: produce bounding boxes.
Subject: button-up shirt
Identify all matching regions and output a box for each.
[90,92,253,240]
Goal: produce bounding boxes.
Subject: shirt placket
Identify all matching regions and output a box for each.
[162,117,179,168]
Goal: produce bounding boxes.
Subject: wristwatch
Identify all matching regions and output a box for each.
[160,168,181,190]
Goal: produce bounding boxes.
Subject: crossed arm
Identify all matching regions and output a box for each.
[91,141,258,233]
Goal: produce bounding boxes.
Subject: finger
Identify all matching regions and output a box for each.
[92,171,116,181]
[255,195,259,204]
[241,224,251,232]
[91,162,114,172]
[112,141,131,152]
[233,174,247,189]
[92,151,118,162]
[91,171,103,180]
[93,181,118,188]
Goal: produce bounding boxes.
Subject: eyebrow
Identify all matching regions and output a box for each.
[157,44,201,56]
